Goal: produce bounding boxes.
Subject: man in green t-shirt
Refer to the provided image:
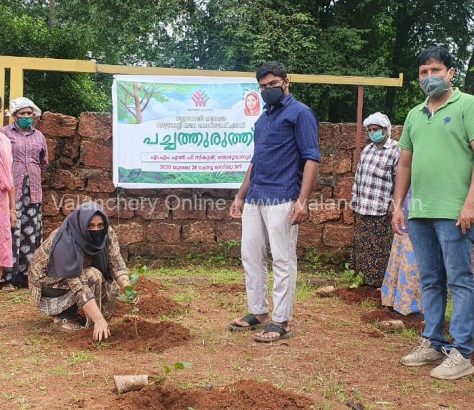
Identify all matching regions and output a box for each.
[392,46,474,380]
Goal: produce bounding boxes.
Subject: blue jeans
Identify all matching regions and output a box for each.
[408,219,474,358]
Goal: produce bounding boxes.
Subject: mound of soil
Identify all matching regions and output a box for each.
[115,277,182,318]
[115,295,182,318]
[116,380,313,410]
[60,320,190,352]
[335,286,381,305]
[360,310,425,333]
[135,278,166,294]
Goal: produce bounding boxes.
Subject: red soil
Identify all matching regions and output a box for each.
[115,277,183,317]
[360,310,424,333]
[335,286,381,305]
[208,283,245,294]
[59,320,190,352]
[115,380,314,410]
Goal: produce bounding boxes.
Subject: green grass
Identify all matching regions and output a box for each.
[172,287,199,305]
[360,299,377,309]
[396,327,420,341]
[149,266,243,285]
[296,282,315,301]
[50,365,72,377]
[67,351,93,366]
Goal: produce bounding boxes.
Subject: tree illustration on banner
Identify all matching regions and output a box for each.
[117,81,170,124]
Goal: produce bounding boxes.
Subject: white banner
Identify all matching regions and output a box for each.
[112,75,261,188]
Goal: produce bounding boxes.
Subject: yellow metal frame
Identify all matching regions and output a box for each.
[0,56,403,124]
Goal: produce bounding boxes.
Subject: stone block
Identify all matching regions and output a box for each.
[59,194,92,215]
[100,197,135,219]
[38,112,78,138]
[335,176,354,202]
[78,112,112,141]
[82,141,112,170]
[309,202,341,224]
[182,221,215,243]
[42,191,61,216]
[136,198,169,220]
[147,222,181,243]
[334,150,353,174]
[297,222,322,248]
[207,200,231,220]
[45,138,58,162]
[391,125,403,141]
[171,205,206,220]
[43,217,63,238]
[113,222,145,245]
[86,171,116,193]
[49,169,84,190]
[319,175,335,188]
[59,137,81,166]
[319,123,357,151]
[322,224,354,247]
[128,243,191,259]
[216,222,241,242]
[343,208,354,225]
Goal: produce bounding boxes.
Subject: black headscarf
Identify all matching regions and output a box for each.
[48,201,111,280]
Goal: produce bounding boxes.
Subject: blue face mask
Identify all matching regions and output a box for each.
[369,129,385,144]
[16,117,34,129]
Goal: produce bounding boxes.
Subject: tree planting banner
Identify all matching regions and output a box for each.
[112,75,262,188]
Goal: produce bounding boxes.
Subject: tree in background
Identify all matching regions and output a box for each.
[0,0,472,122]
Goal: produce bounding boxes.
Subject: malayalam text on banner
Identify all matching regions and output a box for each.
[112,75,261,189]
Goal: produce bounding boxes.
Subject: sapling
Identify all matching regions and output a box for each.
[117,269,140,303]
[342,262,364,289]
[117,267,146,336]
[149,362,193,385]
[114,362,192,394]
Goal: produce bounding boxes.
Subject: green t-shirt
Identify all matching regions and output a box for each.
[399,89,474,219]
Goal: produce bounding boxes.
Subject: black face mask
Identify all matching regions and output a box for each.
[261,86,284,105]
[88,229,106,246]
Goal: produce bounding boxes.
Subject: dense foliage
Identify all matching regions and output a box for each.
[1,0,473,123]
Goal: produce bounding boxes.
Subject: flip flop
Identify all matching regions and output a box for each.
[253,322,292,343]
[2,283,17,292]
[51,317,83,333]
[228,313,266,332]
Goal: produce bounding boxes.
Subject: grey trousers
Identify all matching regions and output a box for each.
[241,201,298,322]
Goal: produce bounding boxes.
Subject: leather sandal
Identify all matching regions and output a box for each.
[51,317,82,333]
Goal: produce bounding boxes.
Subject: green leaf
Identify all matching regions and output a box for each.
[174,362,192,370]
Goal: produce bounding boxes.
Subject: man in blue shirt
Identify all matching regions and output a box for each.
[228,61,320,342]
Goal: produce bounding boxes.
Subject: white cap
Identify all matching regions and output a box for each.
[7,97,41,117]
[363,112,391,137]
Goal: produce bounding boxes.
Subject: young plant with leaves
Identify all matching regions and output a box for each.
[342,263,364,289]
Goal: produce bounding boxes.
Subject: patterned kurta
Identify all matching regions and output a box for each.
[0,124,48,204]
[28,227,129,317]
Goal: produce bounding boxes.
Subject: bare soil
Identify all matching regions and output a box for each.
[115,380,313,410]
[1,271,473,409]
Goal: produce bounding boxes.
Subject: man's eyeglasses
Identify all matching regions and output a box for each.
[258,79,284,91]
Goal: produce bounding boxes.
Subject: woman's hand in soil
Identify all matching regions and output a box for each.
[93,318,111,341]
[117,276,132,291]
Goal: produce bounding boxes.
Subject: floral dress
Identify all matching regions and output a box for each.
[28,227,129,317]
